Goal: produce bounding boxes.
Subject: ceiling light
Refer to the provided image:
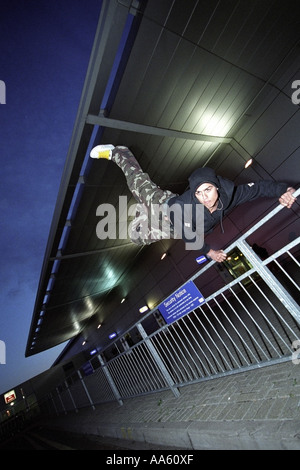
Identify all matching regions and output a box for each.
[139,305,149,313]
[109,332,117,339]
[161,252,167,260]
[245,158,253,168]
[97,323,102,329]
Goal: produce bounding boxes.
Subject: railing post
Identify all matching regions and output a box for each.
[98,354,123,405]
[51,387,66,415]
[137,323,180,397]
[237,239,300,323]
[65,380,78,413]
[48,392,59,416]
[55,388,66,415]
[77,370,95,410]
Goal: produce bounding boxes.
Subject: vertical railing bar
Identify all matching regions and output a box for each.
[113,352,140,394]
[102,367,118,401]
[171,321,207,377]
[198,306,234,370]
[273,259,300,292]
[98,355,123,405]
[204,302,242,368]
[160,327,196,381]
[260,238,300,267]
[125,348,151,392]
[286,250,300,267]
[237,239,300,323]
[77,370,96,410]
[220,292,266,362]
[151,333,183,382]
[180,315,219,374]
[120,352,141,393]
[188,313,225,373]
[50,391,59,416]
[65,380,78,413]
[137,323,180,397]
[161,321,205,378]
[109,355,135,396]
[94,367,114,401]
[132,346,154,391]
[193,308,229,371]
[108,359,128,397]
[238,280,291,353]
[138,342,165,388]
[137,342,165,389]
[249,274,300,343]
[55,386,67,415]
[213,297,251,366]
[156,327,198,382]
[229,286,275,358]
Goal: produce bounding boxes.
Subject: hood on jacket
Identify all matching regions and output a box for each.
[188,167,220,194]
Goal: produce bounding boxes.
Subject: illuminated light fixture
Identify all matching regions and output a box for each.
[89,349,97,355]
[109,332,117,340]
[121,297,126,303]
[97,323,102,329]
[245,158,253,168]
[139,305,149,314]
[82,340,87,346]
[161,252,167,260]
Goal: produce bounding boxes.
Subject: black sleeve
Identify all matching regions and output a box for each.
[197,241,211,256]
[232,180,288,207]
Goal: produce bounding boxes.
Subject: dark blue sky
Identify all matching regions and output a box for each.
[0,0,102,394]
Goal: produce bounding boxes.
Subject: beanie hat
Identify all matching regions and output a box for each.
[188,167,219,194]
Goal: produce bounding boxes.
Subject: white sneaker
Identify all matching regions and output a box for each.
[90,144,115,160]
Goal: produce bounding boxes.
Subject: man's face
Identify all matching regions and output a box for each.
[195,183,219,210]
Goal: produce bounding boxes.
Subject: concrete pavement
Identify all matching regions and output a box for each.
[47,359,300,450]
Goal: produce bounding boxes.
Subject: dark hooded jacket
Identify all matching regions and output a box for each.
[167,167,287,255]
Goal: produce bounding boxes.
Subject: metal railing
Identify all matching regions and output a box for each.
[29,188,300,416]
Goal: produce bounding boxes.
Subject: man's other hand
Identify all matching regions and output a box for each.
[207,249,227,263]
[279,187,297,209]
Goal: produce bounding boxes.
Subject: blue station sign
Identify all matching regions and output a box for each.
[158,280,205,324]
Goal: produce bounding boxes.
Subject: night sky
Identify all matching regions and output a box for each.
[0,0,102,395]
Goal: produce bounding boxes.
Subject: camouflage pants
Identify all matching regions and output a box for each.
[112,146,176,245]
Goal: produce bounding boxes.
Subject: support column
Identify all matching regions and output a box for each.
[77,370,95,410]
[137,323,180,398]
[98,354,123,406]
